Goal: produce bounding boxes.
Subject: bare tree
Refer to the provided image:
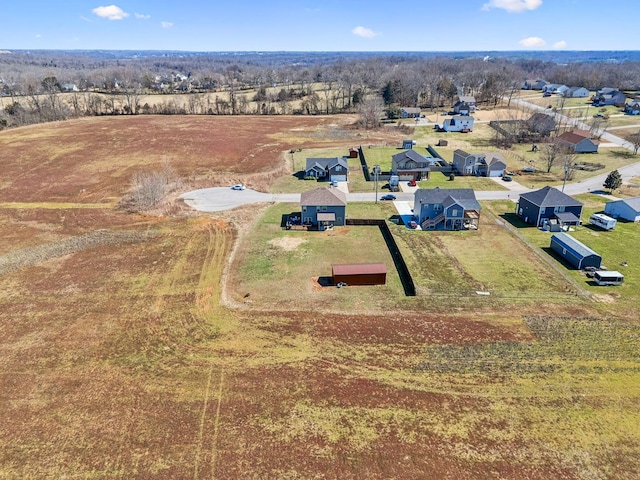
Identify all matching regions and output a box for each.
[358,95,384,129]
[540,140,564,173]
[624,129,640,155]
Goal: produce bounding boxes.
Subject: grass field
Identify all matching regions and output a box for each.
[1,114,640,479]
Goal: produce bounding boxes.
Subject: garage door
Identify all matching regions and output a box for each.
[331,175,347,182]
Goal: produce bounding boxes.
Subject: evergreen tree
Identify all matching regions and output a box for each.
[603,170,622,193]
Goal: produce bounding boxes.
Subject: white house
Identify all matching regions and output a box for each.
[442,115,474,132]
[564,87,590,98]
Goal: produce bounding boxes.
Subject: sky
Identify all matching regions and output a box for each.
[1,0,639,52]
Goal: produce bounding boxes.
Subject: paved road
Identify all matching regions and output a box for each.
[181,99,640,213]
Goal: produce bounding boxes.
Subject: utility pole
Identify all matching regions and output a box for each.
[562,164,569,192]
[374,165,380,204]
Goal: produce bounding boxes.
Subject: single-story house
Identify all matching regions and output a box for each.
[414,187,481,231]
[332,263,386,286]
[517,185,583,228]
[604,196,640,222]
[564,86,590,98]
[401,107,421,118]
[452,96,476,114]
[452,149,506,177]
[557,130,599,154]
[550,233,602,270]
[391,150,433,180]
[300,186,347,230]
[624,100,640,115]
[592,89,627,107]
[543,84,569,95]
[523,79,548,90]
[442,115,474,132]
[304,157,349,182]
[527,112,557,136]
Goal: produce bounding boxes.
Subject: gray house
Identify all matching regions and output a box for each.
[401,107,421,118]
[604,196,640,222]
[414,187,481,230]
[624,100,640,115]
[391,150,433,180]
[517,186,583,228]
[557,130,599,154]
[304,157,349,182]
[452,150,506,177]
[593,89,626,106]
[564,86,590,98]
[300,187,347,230]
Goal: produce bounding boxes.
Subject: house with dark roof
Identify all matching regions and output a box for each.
[592,89,626,107]
[543,84,569,95]
[604,196,640,222]
[304,157,349,182]
[401,107,421,118]
[452,150,506,177]
[452,96,476,114]
[517,186,583,229]
[300,187,347,230]
[414,187,481,231]
[557,130,599,153]
[391,150,433,180]
[624,100,640,115]
[526,113,556,137]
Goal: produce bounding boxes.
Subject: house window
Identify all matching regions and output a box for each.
[434,204,442,212]
[335,165,342,171]
[321,206,327,212]
[452,209,459,217]
[554,206,566,213]
[302,206,307,212]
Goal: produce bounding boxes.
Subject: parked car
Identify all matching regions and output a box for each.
[501,175,513,182]
[231,184,245,190]
[380,194,396,201]
[408,179,417,187]
[408,220,418,229]
[521,166,536,173]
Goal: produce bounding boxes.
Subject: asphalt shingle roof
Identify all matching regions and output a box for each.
[519,186,583,208]
[414,187,481,211]
[300,187,347,206]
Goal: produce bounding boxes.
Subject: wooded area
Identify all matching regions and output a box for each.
[1,50,640,128]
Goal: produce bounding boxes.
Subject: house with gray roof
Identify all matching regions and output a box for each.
[592,88,627,106]
[517,186,583,229]
[414,187,481,230]
[391,150,433,180]
[304,157,349,182]
[300,186,347,230]
[452,150,506,177]
[557,130,599,154]
[452,96,476,114]
[564,86,590,98]
[401,107,421,118]
[604,196,640,222]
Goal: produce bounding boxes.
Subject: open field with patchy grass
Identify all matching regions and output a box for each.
[1,114,640,479]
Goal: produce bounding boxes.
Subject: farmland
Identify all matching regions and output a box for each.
[1,113,640,479]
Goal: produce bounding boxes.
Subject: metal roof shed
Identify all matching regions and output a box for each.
[550,233,602,269]
[332,263,387,286]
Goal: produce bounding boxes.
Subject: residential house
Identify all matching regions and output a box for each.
[414,187,481,231]
[592,88,627,106]
[401,107,421,118]
[391,150,433,180]
[517,185,583,229]
[624,100,640,115]
[442,115,474,132]
[452,96,476,114]
[452,150,506,177]
[557,130,599,154]
[300,187,347,230]
[564,86,590,98]
[61,83,79,92]
[523,79,548,90]
[527,112,556,137]
[604,196,640,222]
[304,157,349,182]
[543,84,569,95]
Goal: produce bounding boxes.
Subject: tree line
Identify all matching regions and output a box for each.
[1,50,640,129]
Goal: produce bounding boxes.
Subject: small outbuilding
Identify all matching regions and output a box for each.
[550,232,602,270]
[332,263,387,286]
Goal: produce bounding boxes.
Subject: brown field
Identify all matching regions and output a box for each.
[1,115,639,479]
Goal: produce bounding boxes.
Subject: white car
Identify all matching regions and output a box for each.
[231,184,245,190]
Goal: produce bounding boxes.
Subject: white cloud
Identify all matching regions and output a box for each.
[553,40,568,49]
[161,21,174,29]
[482,0,542,13]
[519,36,546,47]
[135,13,151,20]
[352,26,377,39]
[92,5,129,20]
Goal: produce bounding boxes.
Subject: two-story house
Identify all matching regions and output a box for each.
[452,150,506,177]
[391,150,433,181]
[304,157,349,182]
[516,186,583,229]
[300,187,347,230]
[414,187,481,231]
